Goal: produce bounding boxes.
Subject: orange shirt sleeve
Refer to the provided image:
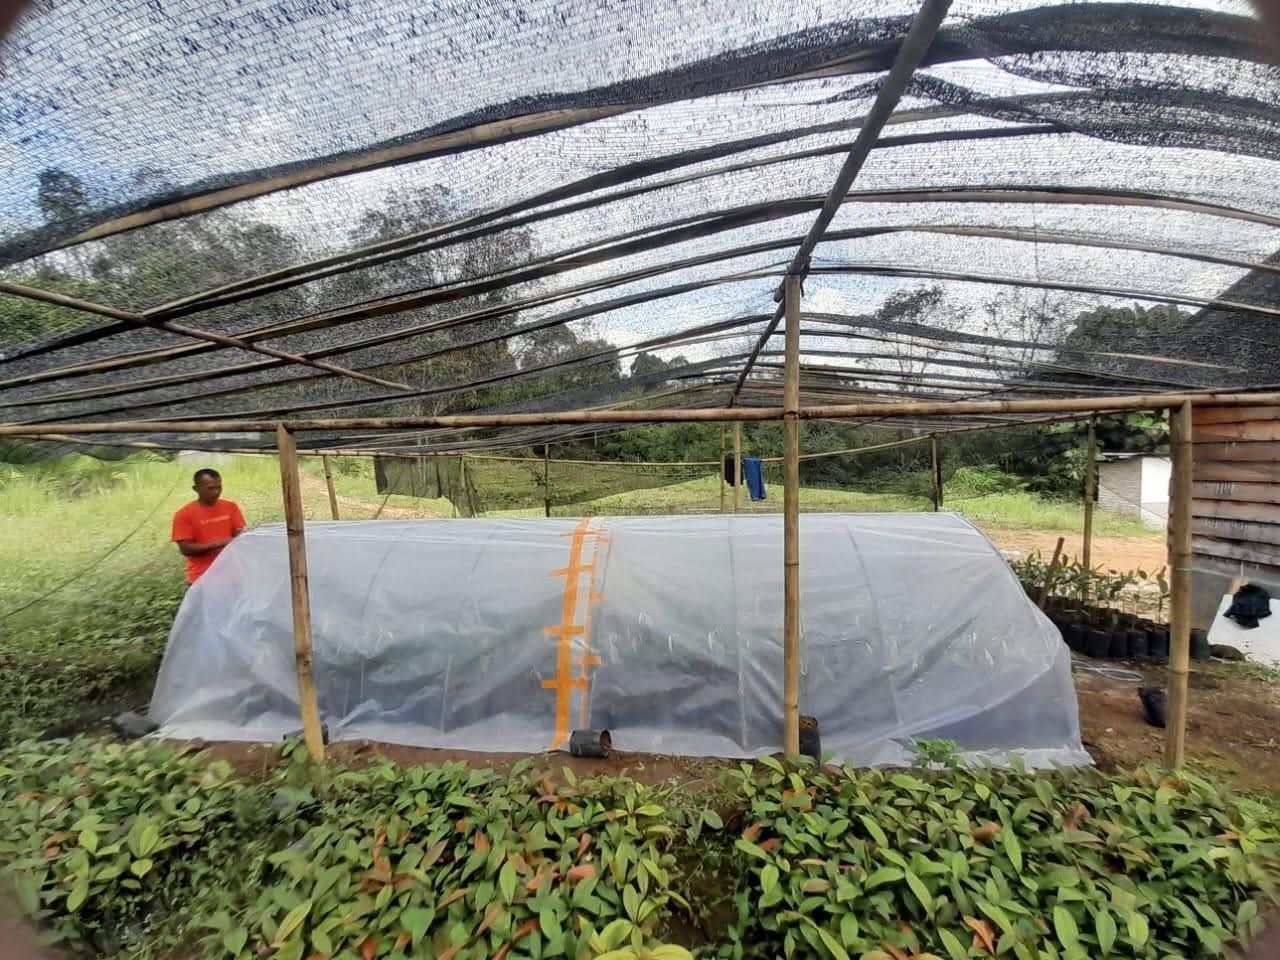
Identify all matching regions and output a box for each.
[230,502,246,531]
[171,505,195,543]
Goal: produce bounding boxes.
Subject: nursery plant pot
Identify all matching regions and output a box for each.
[1065,622,1085,652]
[1108,629,1130,659]
[1149,626,1170,659]
[1086,628,1111,660]
[1127,630,1149,659]
[569,729,612,758]
[798,715,821,762]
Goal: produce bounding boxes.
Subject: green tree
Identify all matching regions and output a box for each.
[36,168,88,223]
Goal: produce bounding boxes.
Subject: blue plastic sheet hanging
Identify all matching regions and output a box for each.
[742,457,766,501]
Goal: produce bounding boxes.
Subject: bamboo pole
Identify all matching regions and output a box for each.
[782,274,802,758]
[1082,418,1097,568]
[730,0,953,402]
[0,280,414,393]
[1165,401,1194,769]
[276,425,325,762]
[10,389,1280,437]
[1038,536,1066,610]
[22,411,1090,461]
[930,435,942,511]
[719,425,727,513]
[544,445,552,518]
[733,421,742,513]
[458,453,468,517]
[321,455,340,520]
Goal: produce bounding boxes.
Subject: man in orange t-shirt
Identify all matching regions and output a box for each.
[171,468,247,584]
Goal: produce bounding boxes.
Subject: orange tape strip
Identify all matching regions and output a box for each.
[544,517,609,749]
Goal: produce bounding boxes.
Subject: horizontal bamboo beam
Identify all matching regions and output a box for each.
[0,281,413,394]
[6,389,1280,437]
[14,409,1122,460]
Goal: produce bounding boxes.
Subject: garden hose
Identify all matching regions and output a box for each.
[1069,656,1145,685]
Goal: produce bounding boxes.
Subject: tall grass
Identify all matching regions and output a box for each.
[0,455,303,742]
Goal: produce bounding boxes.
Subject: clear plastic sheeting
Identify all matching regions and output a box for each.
[150,513,1088,767]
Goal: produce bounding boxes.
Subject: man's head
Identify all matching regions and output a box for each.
[193,468,223,505]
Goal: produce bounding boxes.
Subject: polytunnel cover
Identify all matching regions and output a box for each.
[151,513,1090,767]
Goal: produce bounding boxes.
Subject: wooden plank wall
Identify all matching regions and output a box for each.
[1189,404,1280,626]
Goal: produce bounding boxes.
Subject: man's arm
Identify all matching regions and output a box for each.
[176,538,231,557]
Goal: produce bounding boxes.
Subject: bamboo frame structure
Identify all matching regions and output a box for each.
[782,275,803,757]
[5,384,1245,765]
[930,435,942,511]
[733,421,742,513]
[719,425,726,513]
[1165,400,1193,769]
[0,281,414,394]
[1082,418,1097,569]
[544,445,552,518]
[276,425,326,762]
[322,455,340,520]
[8,389,1279,440]
[730,0,953,402]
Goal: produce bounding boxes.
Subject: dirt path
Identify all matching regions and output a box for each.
[983,526,1166,574]
[298,472,440,520]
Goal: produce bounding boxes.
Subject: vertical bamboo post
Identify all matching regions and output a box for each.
[321,455,340,520]
[720,425,727,513]
[1082,417,1097,569]
[782,274,802,758]
[543,445,551,518]
[930,435,942,511]
[277,425,325,762]
[733,422,743,514]
[1165,401,1193,769]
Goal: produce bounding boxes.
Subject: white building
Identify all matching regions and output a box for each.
[1096,453,1171,528]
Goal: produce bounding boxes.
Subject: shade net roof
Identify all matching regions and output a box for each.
[1,0,1278,454]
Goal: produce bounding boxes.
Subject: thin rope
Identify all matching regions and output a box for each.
[0,473,184,620]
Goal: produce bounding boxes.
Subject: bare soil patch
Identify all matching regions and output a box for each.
[985,526,1166,574]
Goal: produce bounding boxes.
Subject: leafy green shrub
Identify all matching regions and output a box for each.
[719,758,1279,960]
[946,467,1026,499]
[211,759,694,960]
[0,566,183,744]
[0,739,271,954]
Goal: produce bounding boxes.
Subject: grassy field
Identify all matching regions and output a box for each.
[0,453,1156,744]
[328,455,1157,535]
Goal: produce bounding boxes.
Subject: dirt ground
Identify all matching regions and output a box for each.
[985,526,1166,574]
[1075,659,1280,792]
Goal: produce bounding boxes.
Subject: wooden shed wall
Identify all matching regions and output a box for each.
[1189,404,1280,627]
